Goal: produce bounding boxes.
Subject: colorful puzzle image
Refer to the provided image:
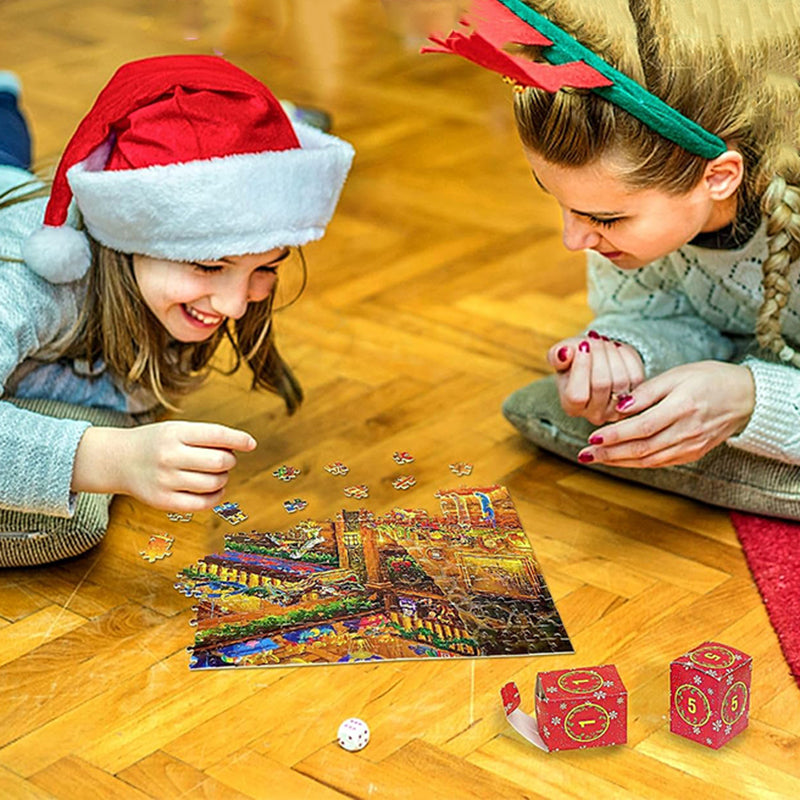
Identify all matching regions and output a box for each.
[175,486,572,668]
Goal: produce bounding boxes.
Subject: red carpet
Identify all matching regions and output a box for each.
[730,512,800,688]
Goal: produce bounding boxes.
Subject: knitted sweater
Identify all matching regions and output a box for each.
[0,165,157,517]
[586,221,800,464]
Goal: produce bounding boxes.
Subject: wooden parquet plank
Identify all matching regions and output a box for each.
[1,0,799,796]
[117,751,253,800]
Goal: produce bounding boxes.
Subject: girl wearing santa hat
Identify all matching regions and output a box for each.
[0,56,353,565]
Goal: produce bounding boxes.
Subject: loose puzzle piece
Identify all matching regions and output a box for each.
[343,484,369,499]
[449,462,473,477]
[324,461,350,476]
[140,532,174,563]
[167,512,193,522]
[272,465,301,482]
[176,485,573,670]
[392,451,414,464]
[392,475,416,490]
[213,502,248,525]
[283,498,308,514]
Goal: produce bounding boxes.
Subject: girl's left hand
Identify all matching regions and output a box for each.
[577,361,756,468]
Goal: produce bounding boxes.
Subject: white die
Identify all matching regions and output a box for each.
[337,717,370,752]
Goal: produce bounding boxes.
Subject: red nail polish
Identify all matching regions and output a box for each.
[578,451,595,463]
[601,335,610,342]
[578,341,590,353]
[557,346,569,362]
[613,341,622,347]
[589,434,603,445]
[587,330,601,340]
[616,394,635,412]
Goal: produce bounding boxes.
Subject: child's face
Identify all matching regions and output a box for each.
[132,248,289,342]
[524,149,735,270]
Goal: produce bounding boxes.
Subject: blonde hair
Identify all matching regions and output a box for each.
[513,0,800,366]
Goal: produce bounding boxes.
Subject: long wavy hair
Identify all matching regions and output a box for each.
[513,0,800,365]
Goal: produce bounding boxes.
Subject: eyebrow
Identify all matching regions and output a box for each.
[531,171,625,218]
[218,249,292,266]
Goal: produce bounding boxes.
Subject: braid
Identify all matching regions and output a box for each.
[757,172,800,367]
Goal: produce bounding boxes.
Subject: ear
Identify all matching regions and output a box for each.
[703,150,744,201]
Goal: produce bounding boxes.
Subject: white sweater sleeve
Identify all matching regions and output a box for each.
[727,357,800,464]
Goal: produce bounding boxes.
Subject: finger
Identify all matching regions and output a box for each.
[581,430,706,469]
[603,345,637,397]
[177,422,257,452]
[173,469,231,495]
[583,395,680,453]
[178,446,238,475]
[562,340,592,412]
[614,344,646,388]
[548,342,575,372]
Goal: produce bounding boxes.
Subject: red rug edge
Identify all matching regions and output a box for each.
[730,511,800,690]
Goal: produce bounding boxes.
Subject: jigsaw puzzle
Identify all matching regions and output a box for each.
[175,486,572,668]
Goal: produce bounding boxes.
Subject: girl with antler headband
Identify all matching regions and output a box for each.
[425,0,800,517]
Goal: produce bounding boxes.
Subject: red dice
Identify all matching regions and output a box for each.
[670,641,752,749]
[534,665,627,751]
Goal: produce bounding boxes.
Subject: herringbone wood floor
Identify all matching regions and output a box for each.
[1,1,799,797]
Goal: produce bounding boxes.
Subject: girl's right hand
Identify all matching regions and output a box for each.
[73,421,256,511]
[547,332,645,425]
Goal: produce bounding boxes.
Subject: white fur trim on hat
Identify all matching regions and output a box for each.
[21,225,92,283]
[67,123,354,261]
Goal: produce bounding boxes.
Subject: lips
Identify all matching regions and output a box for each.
[182,304,223,327]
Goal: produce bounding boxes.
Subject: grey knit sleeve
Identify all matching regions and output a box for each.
[586,252,735,377]
[0,263,89,516]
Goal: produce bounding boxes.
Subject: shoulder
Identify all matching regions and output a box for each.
[0,165,49,264]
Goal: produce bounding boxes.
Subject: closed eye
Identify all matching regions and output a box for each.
[586,215,624,229]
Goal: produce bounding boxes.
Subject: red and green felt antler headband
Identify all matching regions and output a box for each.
[422,0,727,159]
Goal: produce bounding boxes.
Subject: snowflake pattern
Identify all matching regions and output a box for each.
[617,696,625,705]
[542,725,550,737]
[713,720,723,731]
[603,680,614,687]
[693,726,701,734]
[706,738,713,745]
[547,687,558,694]
[551,717,561,725]
[726,674,734,685]
[560,702,567,710]
[593,690,607,699]
[708,688,714,696]
[693,675,703,685]
[609,710,618,720]
[725,725,732,735]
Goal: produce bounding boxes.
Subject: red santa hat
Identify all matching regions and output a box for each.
[23,55,354,283]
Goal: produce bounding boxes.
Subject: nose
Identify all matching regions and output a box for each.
[562,211,601,251]
[210,272,270,320]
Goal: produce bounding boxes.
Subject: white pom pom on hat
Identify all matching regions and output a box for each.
[23,54,354,283]
[22,225,91,283]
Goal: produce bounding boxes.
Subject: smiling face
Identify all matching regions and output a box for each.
[132,248,289,342]
[524,149,741,270]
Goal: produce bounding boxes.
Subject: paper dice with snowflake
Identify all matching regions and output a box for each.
[670,641,752,749]
[535,665,627,751]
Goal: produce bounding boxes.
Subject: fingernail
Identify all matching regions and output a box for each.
[587,330,601,340]
[578,451,595,463]
[589,434,603,445]
[557,346,569,362]
[578,340,590,353]
[613,341,622,347]
[616,394,635,412]
[601,335,610,342]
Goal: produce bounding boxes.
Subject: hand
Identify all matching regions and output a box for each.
[577,361,756,468]
[73,421,256,512]
[548,331,646,425]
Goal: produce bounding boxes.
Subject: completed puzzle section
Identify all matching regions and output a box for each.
[176,486,573,667]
